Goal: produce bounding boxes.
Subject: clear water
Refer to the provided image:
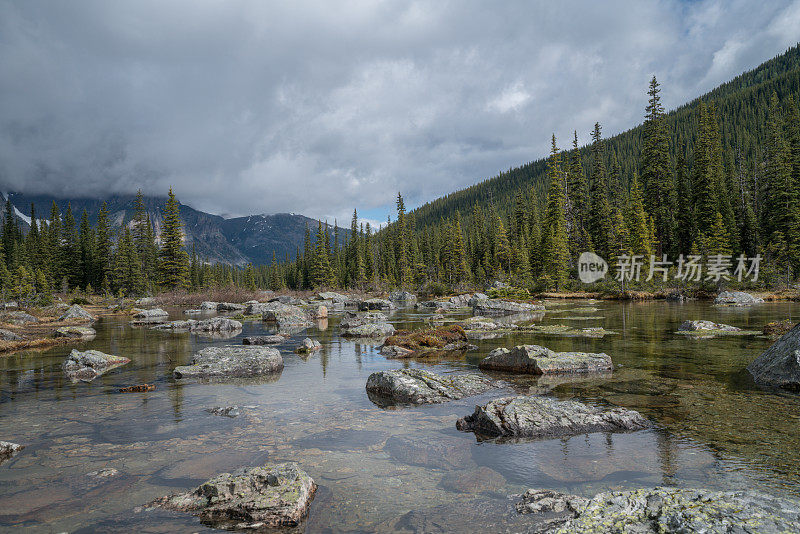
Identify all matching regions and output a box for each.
[1,300,799,533]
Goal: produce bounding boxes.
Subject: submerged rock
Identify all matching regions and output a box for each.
[0,441,23,465]
[58,304,96,322]
[54,325,97,338]
[358,297,395,311]
[243,335,286,345]
[131,308,169,324]
[472,299,545,316]
[763,319,796,338]
[747,322,800,390]
[206,405,240,418]
[385,434,473,470]
[63,349,131,382]
[261,302,313,329]
[456,396,650,440]
[479,345,612,375]
[516,487,800,533]
[296,337,321,354]
[149,462,317,529]
[174,346,283,379]
[2,311,37,325]
[366,368,497,406]
[441,467,506,494]
[714,290,764,306]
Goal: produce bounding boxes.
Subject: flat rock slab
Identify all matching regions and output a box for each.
[748,322,800,390]
[149,462,317,529]
[714,291,764,306]
[0,441,23,466]
[2,311,37,325]
[173,346,283,379]
[456,396,650,441]
[58,304,96,322]
[131,308,169,324]
[472,299,545,316]
[517,487,800,533]
[676,319,758,338]
[479,345,612,375]
[54,326,97,338]
[243,335,286,345]
[63,349,130,382]
[366,368,498,406]
[152,317,242,333]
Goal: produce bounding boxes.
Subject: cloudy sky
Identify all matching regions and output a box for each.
[1,0,799,226]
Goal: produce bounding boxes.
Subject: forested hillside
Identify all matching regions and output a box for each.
[271,44,800,292]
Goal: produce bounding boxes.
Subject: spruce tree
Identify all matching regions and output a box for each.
[588,123,612,258]
[626,173,652,257]
[540,135,570,289]
[157,188,190,290]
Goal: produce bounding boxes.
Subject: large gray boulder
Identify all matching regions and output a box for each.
[448,294,473,308]
[261,302,313,329]
[149,463,317,529]
[152,317,243,333]
[244,301,271,315]
[63,349,131,382]
[58,304,96,322]
[366,368,497,406]
[714,291,764,306]
[200,301,218,311]
[54,326,97,339]
[479,345,612,375]
[472,299,545,316]
[217,302,246,312]
[456,396,650,440]
[0,328,22,341]
[747,322,800,389]
[0,441,23,466]
[416,299,456,310]
[340,311,395,338]
[131,308,169,324]
[517,487,800,533]
[173,346,283,379]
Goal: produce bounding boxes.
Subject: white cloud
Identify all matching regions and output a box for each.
[0,0,798,225]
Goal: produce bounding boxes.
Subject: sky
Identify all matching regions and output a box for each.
[1,0,799,228]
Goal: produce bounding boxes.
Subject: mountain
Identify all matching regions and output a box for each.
[3,192,339,266]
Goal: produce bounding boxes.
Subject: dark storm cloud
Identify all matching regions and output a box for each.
[1,0,799,224]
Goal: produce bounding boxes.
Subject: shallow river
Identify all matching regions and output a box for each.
[1,299,799,533]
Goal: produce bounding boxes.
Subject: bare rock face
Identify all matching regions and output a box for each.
[173,346,283,379]
[714,291,764,306]
[479,345,612,375]
[63,349,130,382]
[748,322,800,390]
[366,368,497,406]
[0,441,23,466]
[516,487,800,533]
[456,396,650,440]
[54,326,97,338]
[58,304,96,322]
[472,299,545,316]
[149,462,317,529]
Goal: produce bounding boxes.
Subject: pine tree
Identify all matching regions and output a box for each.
[705,211,733,256]
[588,123,612,258]
[626,173,652,257]
[95,202,112,288]
[61,203,80,289]
[157,188,190,290]
[78,209,95,289]
[540,135,570,289]
[395,193,412,287]
[641,76,675,253]
[692,101,721,236]
[311,221,334,288]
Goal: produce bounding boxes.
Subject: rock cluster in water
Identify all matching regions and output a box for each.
[456,396,650,440]
[149,462,317,529]
[479,345,612,375]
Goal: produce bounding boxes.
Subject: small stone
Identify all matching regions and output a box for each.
[0,441,23,465]
[296,337,321,354]
[206,405,240,417]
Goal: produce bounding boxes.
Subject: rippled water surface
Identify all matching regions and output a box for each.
[1,300,800,532]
